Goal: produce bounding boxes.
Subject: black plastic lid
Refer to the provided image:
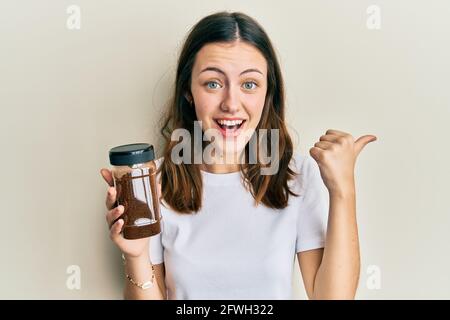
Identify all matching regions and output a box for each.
[109,143,155,166]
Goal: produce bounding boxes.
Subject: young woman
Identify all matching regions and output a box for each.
[100,11,376,300]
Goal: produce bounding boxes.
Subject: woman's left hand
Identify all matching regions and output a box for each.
[309,129,377,196]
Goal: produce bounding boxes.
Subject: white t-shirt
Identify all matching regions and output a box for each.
[148,153,329,299]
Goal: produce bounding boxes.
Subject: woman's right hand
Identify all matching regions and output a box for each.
[100,168,150,259]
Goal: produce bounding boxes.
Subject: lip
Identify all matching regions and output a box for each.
[213,117,245,120]
[213,119,247,138]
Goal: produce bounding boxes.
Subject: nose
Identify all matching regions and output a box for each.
[220,85,240,114]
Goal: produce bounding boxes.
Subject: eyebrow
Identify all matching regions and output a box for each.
[198,67,263,77]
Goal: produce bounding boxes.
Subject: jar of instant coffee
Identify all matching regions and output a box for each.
[109,143,161,239]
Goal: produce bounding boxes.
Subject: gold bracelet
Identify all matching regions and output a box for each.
[125,273,154,290]
[122,253,155,290]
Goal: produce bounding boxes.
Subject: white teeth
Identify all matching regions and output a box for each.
[217,119,243,126]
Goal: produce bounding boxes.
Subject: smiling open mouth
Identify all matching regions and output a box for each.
[214,119,246,131]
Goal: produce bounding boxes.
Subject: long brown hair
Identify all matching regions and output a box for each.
[159,11,298,213]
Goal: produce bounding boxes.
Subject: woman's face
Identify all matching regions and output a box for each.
[189,41,268,156]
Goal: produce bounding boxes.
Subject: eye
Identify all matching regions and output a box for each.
[205,81,222,90]
[243,81,258,90]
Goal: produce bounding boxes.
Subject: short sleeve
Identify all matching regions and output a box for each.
[295,155,329,253]
[149,232,164,264]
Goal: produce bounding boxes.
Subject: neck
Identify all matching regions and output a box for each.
[200,162,240,174]
[199,150,243,173]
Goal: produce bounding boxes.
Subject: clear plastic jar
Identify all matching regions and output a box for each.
[109,143,161,239]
